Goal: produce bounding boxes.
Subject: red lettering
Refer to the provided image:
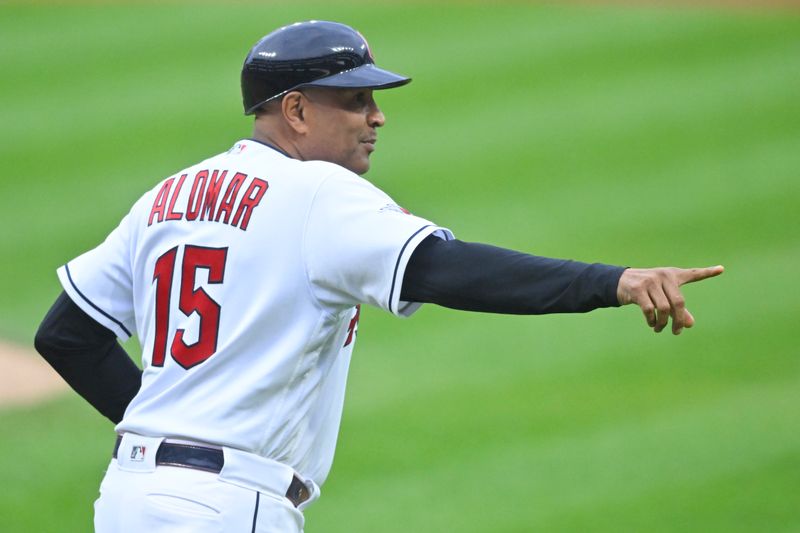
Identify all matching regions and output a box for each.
[200,170,227,221]
[186,170,209,221]
[343,305,361,347]
[215,172,246,224]
[149,170,270,229]
[148,177,175,226]
[232,178,268,230]
[152,245,227,370]
[166,174,188,221]
[152,246,178,366]
[171,246,227,369]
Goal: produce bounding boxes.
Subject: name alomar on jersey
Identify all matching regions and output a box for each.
[148,169,268,231]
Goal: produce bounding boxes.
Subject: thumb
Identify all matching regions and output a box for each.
[673,308,695,335]
[683,308,695,328]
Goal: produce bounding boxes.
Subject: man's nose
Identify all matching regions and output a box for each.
[368,103,385,128]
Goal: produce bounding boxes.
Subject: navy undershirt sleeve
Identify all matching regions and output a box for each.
[401,236,626,314]
[34,291,142,423]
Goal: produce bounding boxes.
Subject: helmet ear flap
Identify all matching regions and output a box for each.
[241,20,410,115]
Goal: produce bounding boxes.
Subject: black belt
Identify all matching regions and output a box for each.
[113,436,310,508]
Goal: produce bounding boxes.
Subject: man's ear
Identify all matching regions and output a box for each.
[282,91,308,134]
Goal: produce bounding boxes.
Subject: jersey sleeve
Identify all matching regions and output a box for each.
[56,213,136,340]
[304,169,453,317]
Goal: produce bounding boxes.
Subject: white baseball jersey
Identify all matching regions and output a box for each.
[58,139,452,485]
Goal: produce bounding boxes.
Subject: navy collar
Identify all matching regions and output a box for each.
[247,138,293,159]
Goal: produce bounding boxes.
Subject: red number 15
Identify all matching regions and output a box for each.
[152,245,228,369]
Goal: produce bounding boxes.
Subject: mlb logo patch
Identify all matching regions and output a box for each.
[228,142,247,155]
[130,446,146,462]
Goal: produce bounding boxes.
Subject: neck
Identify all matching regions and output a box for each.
[252,120,304,161]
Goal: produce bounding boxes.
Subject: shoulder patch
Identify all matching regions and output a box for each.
[379,203,411,215]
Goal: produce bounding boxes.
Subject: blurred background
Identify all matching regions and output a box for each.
[1,2,798,531]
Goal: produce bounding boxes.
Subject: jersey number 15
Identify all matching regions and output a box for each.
[152,245,228,369]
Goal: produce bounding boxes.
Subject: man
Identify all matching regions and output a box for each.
[34,20,722,532]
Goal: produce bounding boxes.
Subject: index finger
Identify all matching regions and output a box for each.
[676,265,725,285]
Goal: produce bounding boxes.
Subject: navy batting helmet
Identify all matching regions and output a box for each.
[241,20,411,115]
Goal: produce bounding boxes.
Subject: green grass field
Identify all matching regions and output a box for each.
[1,3,798,532]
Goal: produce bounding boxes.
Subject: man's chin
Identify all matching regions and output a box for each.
[344,158,370,175]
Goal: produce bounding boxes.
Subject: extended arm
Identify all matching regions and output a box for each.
[401,236,625,314]
[34,291,142,423]
[402,236,723,334]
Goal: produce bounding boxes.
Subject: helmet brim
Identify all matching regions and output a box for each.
[244,64,411,114]
[303,63,411,91]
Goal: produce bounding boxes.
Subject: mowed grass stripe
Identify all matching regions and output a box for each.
[408,11,797,104]
[397,129,800,266]
[387,37,800,178]
[0,63,239,157]
[312,376,800,532]
[479,133,800,256]
[0,6,243,73]
[379,6,794,82]
[394,9,799,109]
[337,309,797,474]
[553,450,800,532]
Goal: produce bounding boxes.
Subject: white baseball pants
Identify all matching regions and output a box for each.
[94,434,317,533]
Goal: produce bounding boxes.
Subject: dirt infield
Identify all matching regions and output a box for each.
[0,340,67,409]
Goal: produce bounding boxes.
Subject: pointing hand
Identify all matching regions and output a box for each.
[616,265,724,335]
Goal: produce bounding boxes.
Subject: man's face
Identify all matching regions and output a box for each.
[298,88,385,175]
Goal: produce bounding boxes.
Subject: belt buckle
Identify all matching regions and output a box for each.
[286,475,310,507]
